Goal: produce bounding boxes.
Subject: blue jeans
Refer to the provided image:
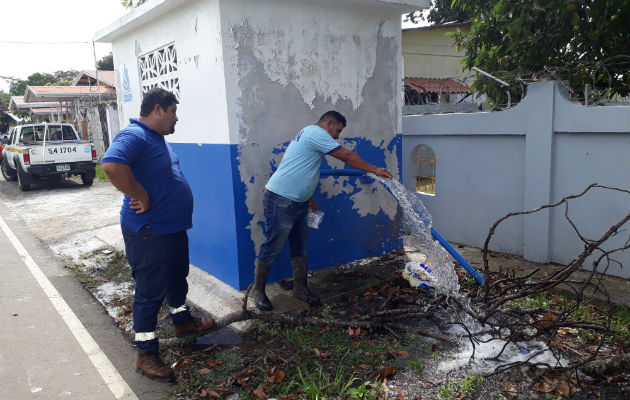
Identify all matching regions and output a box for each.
[122,225,192,352]
[258,191,309,264]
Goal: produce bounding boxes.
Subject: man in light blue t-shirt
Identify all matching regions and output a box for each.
[253,111,393,311]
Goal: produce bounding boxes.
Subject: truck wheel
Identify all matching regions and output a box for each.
[81,174,94,186]
[1,157,17,181]
[16,165,32,191]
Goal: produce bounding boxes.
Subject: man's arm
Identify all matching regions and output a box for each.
[102,162,150,214]
[329,147,393,179]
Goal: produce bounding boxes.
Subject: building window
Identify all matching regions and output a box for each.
[138,43,180,99]
[415,144,436,194]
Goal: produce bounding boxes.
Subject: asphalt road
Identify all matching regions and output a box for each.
[0,175,171,399]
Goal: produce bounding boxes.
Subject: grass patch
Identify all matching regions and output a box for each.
[168,312,401,399]
[438,375,485,399]
[416,176,435,194]
[64,247,132,288]
[510,291,630,346]
[95,165,108,181]
[408,360,424,375]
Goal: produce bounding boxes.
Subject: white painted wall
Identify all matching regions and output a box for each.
[106,0,231,144]
[402,81,630,278]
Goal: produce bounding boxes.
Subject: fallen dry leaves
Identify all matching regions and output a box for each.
[313,348,331,358]
[348,326,362,337]
[558,327,579,336]
[318,325,331,334]
[266,370,285,384]
[537,311,558,328]
[199,388,221,399]
[253,387,267,400]
[378,367,395,378]
[532,375,576,397]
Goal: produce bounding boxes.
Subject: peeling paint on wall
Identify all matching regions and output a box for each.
[229,17,378,111]
[230,15,403,254]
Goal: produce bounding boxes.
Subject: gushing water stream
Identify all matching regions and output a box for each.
[375,177,460,295]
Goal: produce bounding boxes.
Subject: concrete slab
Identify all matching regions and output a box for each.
[96,224,125,253]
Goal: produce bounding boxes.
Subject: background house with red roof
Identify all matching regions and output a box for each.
[402,22,485,113]
[16,70,118,158]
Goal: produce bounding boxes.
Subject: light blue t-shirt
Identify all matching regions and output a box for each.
[265,125,341,202]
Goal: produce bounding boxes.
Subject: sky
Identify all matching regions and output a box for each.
[0,1,427,93]
[0,0,129,92]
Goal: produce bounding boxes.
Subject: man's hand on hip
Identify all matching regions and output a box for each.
[102,162,151,213]
[129,195,150,214]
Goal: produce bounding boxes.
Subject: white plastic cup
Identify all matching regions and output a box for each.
[308,210,325,229]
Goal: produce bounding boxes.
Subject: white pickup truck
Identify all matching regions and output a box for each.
[1,123,97,191]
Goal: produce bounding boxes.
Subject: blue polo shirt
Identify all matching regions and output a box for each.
[265,125,341,202]
[102,119,193,235]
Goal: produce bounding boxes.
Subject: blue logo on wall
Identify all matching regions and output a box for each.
[122,65,132,103]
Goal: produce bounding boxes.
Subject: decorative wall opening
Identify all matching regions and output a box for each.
[414,144,436,194]
[138,43,180,99]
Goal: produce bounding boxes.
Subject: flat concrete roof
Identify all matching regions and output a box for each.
[94,0,430,43]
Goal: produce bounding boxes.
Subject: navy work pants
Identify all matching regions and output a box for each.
[122,225,192,352]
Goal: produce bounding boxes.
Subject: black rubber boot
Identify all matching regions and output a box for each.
[253,259,273,311]
[291,257,321,306]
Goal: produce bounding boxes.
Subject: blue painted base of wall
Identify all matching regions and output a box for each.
[172,134,403,290]
[171,143,242,288]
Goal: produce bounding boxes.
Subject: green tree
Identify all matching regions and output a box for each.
[121,0,147,7]
[0,91,13,133]
[451,0,630,104]
[9,70,77,96]
[97,53,114,71]
[0,90,11,105]
[54,70,79,85]
[405,0,472,24]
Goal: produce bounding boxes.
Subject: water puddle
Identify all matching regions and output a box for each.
[196,326,245,345]
[440,313,565,374]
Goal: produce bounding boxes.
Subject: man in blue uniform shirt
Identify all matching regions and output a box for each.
[253,111,393,311]
[102,88,215,382]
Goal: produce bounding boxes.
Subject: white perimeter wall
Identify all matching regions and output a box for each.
[402,81,630,278]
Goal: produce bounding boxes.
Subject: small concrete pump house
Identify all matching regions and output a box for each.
[95,0,428,289]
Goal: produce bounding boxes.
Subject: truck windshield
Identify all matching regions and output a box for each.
[20,125,77,142]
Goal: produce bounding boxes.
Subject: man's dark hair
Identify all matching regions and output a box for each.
[318,110,347,127]
[140,88,179,117]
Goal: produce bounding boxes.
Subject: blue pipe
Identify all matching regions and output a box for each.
[430,227,485,285]
[318,169,484,285]
[319,168,366,176]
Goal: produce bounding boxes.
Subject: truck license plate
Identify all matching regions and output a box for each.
[56,164,71,172]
